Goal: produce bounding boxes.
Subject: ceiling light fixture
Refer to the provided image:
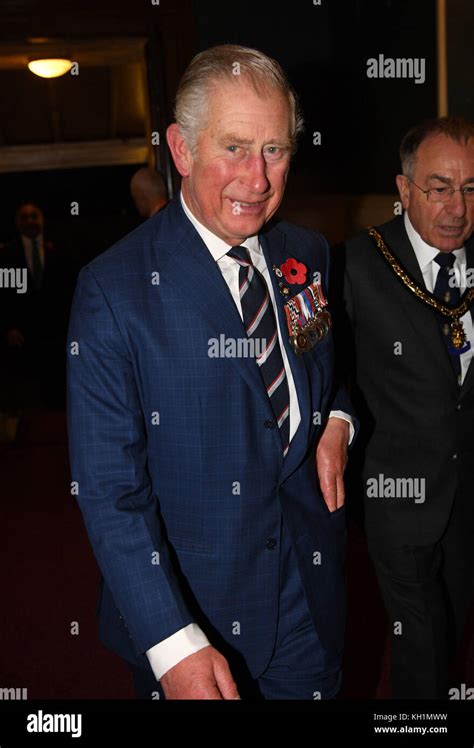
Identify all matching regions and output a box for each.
[28,58,73,78]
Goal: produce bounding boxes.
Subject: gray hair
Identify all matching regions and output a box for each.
[174,44,304,154]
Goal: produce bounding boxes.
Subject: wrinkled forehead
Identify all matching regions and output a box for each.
[203,79,293,144]
[415,134,474,171]
[207,75,290,116]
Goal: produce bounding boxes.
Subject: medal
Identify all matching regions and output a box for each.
[450,319,466,349]
[284,281,331,354]
[288,310,331,353]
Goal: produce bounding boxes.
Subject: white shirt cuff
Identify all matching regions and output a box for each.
[329,410,355,445]
[146,623,211,680]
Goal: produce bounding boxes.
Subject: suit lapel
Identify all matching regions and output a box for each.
[12,238,29,272]
[155,199,275,421]
[382,218,427,288]
[379,217,456,383]
[157,199,313,473]
[260,225,312,477]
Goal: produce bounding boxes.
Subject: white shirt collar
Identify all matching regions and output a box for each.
[180,191,260,261]
[404,211,465,270]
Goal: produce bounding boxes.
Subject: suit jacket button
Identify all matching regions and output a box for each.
[266,537,277,550]
[456,403,461,410]
[264,419,276,429]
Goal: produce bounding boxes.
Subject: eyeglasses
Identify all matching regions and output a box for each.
[407,176,474,203]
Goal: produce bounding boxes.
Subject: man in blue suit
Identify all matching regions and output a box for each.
[67,45,354,700]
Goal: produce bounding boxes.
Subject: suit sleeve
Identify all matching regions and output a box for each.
[67,265,196,655]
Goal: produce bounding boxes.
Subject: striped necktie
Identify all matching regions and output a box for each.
[227,245,290,456]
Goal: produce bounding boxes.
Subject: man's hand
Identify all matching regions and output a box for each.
[6,328,24,347]
[160,645,240,700]
[315,417,349,512]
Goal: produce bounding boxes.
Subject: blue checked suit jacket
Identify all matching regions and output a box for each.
[67,196,354,677]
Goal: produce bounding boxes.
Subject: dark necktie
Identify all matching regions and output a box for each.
[31,237,43,289]
[433,251,461,381]
[227,246,290,456]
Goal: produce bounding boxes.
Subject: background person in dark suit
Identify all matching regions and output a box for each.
[67,44,354,700]
[337,117,474,699]
[0,202,76,411]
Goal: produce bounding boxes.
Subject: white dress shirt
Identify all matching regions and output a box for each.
[405,212,474,384]
[146,193,353,680]
[20,234,45,276]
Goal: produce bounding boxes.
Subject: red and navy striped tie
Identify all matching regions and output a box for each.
[228,245,290,456]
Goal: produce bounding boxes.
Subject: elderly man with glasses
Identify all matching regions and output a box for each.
[336,117,474,699]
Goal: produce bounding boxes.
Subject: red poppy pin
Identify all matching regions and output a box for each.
[45,241,55,252]
[280,258,307,285]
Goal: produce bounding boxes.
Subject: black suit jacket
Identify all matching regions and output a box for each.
[0,236,76,351]
[335,216,474,545]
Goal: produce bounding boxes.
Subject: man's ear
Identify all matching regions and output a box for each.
[166,124,192,177]
[396,174,410,210]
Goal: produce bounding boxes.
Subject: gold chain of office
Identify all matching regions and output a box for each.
[368,227,474,349]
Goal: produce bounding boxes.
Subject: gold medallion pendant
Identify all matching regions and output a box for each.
[450,320,466,349]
